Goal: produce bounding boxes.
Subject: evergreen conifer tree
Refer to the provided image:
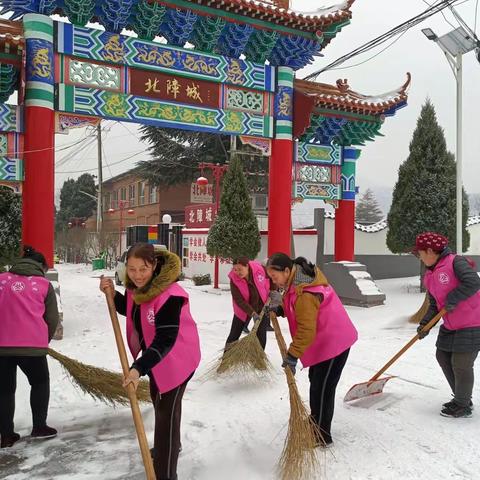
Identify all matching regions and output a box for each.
[355,188,384,224]
[0,186,21,267]
[207,155,260,260]
[387,100,469,253]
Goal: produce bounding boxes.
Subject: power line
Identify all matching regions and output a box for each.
[303,0,464,80]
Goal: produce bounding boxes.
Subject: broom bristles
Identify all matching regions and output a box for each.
[204,331,272,381]
[269,312,323,480]
[48,348,151,406]
[278,368,321,480]
[409,293,430,324]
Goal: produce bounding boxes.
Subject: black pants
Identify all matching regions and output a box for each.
[225,314,268,350]
[0,356,50,435]
[308,348,350,444]
[436,349,478,407]
[149,374,192,480]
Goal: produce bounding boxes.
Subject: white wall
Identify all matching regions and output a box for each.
[182,219,480,283]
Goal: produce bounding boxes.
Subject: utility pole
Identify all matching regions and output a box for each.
[97,122,103,233]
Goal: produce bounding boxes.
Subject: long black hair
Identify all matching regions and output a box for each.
[267,252,316,277]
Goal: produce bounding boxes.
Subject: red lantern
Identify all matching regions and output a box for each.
[196,175,208,195]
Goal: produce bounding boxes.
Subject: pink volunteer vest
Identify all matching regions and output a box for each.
[0,272,50,348]
[126,283,201,394]
[424,254,480,331]
[283,284,358,367]
[228,261,270,321]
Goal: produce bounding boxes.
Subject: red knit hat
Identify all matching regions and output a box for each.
[413,232,449,253]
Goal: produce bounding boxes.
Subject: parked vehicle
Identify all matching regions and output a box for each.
[115,251,127,285]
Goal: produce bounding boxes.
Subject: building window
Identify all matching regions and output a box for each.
[138,181,145,206]
[103,193,111,211]
[149,185,158,204]
[111,190,118,209]
[129,184,136,207]
[120,187,127,202]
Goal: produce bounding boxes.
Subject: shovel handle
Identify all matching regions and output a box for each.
[104,288,156,480]
[370,308,446,382]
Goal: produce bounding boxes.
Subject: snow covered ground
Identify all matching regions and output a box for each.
[1,263,479,480]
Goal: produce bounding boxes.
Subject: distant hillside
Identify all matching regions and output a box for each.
[366,187,480,219]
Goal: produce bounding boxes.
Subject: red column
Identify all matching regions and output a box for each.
[268,138,293,256]
[22,107,55,267]
[334,199,355,261]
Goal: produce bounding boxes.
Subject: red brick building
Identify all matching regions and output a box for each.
[85,167,191,232]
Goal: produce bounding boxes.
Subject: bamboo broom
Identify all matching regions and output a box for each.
[48,348,151,406]
[270,311,321,480]
[104,289,156,480]
[205,300,272,380]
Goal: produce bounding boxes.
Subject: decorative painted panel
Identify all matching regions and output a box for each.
[57,84,274,138]
[55,112,100,134]
[56,23,276,92]
[239,136,271,156]
[0,157,23,181]
[129,68,221,108]
[225,87,264,114]
[294,182,341,202]
[0,104,21,133]
[297,142,342,166]
[68,58,121,90]
[296,165,331,184]
[24,14,54,110]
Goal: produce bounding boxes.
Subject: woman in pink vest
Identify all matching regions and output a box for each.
[266,253,358,447]
[100,243,200,480]
[0,246,59,448]
[225,257,272,350]
[414,232,480,418]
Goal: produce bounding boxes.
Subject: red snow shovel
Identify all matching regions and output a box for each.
[344,309,446,402]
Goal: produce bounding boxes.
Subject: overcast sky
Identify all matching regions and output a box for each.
[8,0,479,197]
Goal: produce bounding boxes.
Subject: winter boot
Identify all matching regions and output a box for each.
[31,425,57,439]
[442,399,473,410]
[440,403,472,418]
[1,432,20,448]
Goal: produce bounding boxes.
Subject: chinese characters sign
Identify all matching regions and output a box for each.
[185,204,217,228]
[130,69,221,108]
[190,183,213,204]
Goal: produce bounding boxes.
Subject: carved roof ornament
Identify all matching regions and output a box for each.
[295,72,412,115]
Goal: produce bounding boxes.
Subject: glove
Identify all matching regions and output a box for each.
[445,303,455,313]
[417,323,429,339]
[269,290,283,308]
[282,354,298,375]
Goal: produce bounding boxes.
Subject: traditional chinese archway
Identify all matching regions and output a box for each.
[0,0,408,267]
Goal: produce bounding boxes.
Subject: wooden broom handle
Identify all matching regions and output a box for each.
[370,308,446,382]
[269,311,288,357]
[104,289,156,480]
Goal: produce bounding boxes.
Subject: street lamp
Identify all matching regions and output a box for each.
[422,25,479,253]
[197,162,228,289]
[108,200,135,255]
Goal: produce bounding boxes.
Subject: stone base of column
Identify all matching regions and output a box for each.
[323,261,385,307]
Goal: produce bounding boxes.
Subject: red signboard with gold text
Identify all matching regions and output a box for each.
[130,69,221,108]
[185,204,217,228]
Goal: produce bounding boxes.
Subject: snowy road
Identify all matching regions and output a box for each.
[1,264,478,479]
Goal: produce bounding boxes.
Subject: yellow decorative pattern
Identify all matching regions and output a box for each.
[278,91,292,117]
[224,111,243,132]
[226,60,245,85]
[102,35,125,63]
[32,47,52,79]
[137,47,176,68]
[182,55,217,76]
[103,92,129,118]
[136,101,217,126]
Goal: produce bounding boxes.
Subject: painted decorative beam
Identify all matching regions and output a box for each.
[56,84,274,137]
[56,23,276,92]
